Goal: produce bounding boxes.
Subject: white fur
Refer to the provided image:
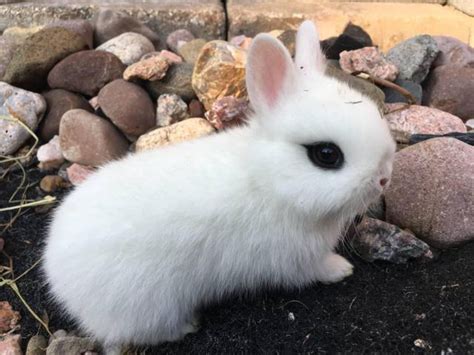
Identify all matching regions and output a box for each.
[43,21,396,350]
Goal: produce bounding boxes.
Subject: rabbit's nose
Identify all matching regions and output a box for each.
[380,178,389,187]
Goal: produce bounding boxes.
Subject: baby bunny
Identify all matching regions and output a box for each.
[43,21,395,352]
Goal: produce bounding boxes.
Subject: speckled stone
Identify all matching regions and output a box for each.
[384,104,466,144]
[123,55,169,82]
[340,47,398,81]
[385,138,474,248]
[96,32,155,66]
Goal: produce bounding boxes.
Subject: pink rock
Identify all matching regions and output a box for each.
[385,138,474,249]
[384,104,467,143]
[466,119,474,131]
[0,301,20,333]
[188,99,205,118]
[166,29,195,53]
[37,135,64,163]
[229,35,253,50]
[89,96,99,111]
[158,50,183,64]
[67,163,95,186]
[432,36,474,68]
[205,96,249,130]
[0,334,21,355]
[339,47,399,81]
[123,55,169,81]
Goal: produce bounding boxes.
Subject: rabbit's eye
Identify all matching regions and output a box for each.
[304,142,344,170]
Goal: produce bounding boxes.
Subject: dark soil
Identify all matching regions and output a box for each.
[0,167,473,354]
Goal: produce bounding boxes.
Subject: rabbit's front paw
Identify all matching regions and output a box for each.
[316,253,353,284]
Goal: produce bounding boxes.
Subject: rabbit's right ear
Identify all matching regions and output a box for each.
[295,20,325,75]
[246,34,296,113]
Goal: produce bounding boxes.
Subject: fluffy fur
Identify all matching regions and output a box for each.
[43,21,396,351]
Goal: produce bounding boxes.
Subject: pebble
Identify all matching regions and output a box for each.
[0,301,21,333]
[142,50,183,64]
[39,89,94,141]
[98,79,155,137]
[66,163,95,186]
[386,35,439,83]
[0,334,22,355]
[93,9,161,48]
[466,119,474,131]
[40,175,69,193]
[0,36,19,78]
[96,32,155,66]
[188,99,205,117]
[48,50,126,97]
[0,82,47,156]
[323,22,373,60]
[166,29,195,53]
[59,109,129,166]
[156,93,189,127]
[2,27,88,91]
[135,118,215,152]
[178,38,207,64]
[423,65,474,122]
[339,47,399,81]
[205,96,249,130]
[2,25,43,44]
[123,55,169,81]
[432,36,474,68]
[192,40,247,110]
[351,217,432,263]
[382,78,422,104]
[44,19,94,49]
[229,35,253,51]
[384,104,466,144]
[37,135,64,166]
[26,335,47,355]
[46,336,98,355]
[385,138,474,248]
[147,62,195,101]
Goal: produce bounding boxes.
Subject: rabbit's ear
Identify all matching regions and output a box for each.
[295,20,325,74]
[246,34,296,113]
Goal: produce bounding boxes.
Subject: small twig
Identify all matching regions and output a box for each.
[0,195,56,212]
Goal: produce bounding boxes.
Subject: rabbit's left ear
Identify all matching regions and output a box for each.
[295,20,326,75]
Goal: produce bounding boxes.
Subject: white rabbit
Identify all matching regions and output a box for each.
[43,20,395,353]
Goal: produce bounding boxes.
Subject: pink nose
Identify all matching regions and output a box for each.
[380,178,389,187]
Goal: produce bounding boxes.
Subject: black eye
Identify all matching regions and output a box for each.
[304,142,344,170]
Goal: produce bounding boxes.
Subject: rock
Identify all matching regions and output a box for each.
[135,118,215,152]
[178,39,207,64]
[26,335,47,355]
[386,35,439,84]
[0,334,21,355]
[142,50,183,64]
[46,336,98,355]
[188,99,205,117]
[0,301,20,333]
[93,9,161,49]
[37,135,64,167]
[98,79,155,137]
[408,132,474,146]
[123,55,169,82]
[325,64,385,113]
[384,104,466,144]
[59,109,129,166]
[324,22,373,60]
[156,94,189,127]
[147,62,195,101]
[382,78,422,105]
[192,40,247,110]
[432,36,474,69]
[89,97,99,111]
[166,29,195,53]
[229,35,252,51]
[351,217,432,264]
[48,50,126,97]
[66,163,95,186]
[96,32,155,66]
[40,175,68,193]
[205,96,249,130]
[44,19,94,49]
[268,29,296,57]
[385,138,474,248]
[2,27,88,91]
[2,26,43,44]
[0,36,19,78]
[0,82,47,156]
[339,47,398,81]
[466,119,474,131]
[39,89,94,141]
[50,330,67,342]
[422,65,474,122]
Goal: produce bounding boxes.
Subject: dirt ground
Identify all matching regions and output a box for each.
[0,167,473,354]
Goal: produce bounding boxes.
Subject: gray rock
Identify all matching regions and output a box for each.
[351,217,432,264]
[383,78,422,104]
[96,32,155,65]
[178,38,207,65]
[146,62,195,101]
[0,82,47,155]
[44,19,94,49]
[386,35,439,84]
[166,29,195,53]
[156,93,189,127]
[0,36,19,78]
[46,336,98,355]
[26,334,47,355]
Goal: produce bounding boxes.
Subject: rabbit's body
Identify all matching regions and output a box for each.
[44,21,395,350]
